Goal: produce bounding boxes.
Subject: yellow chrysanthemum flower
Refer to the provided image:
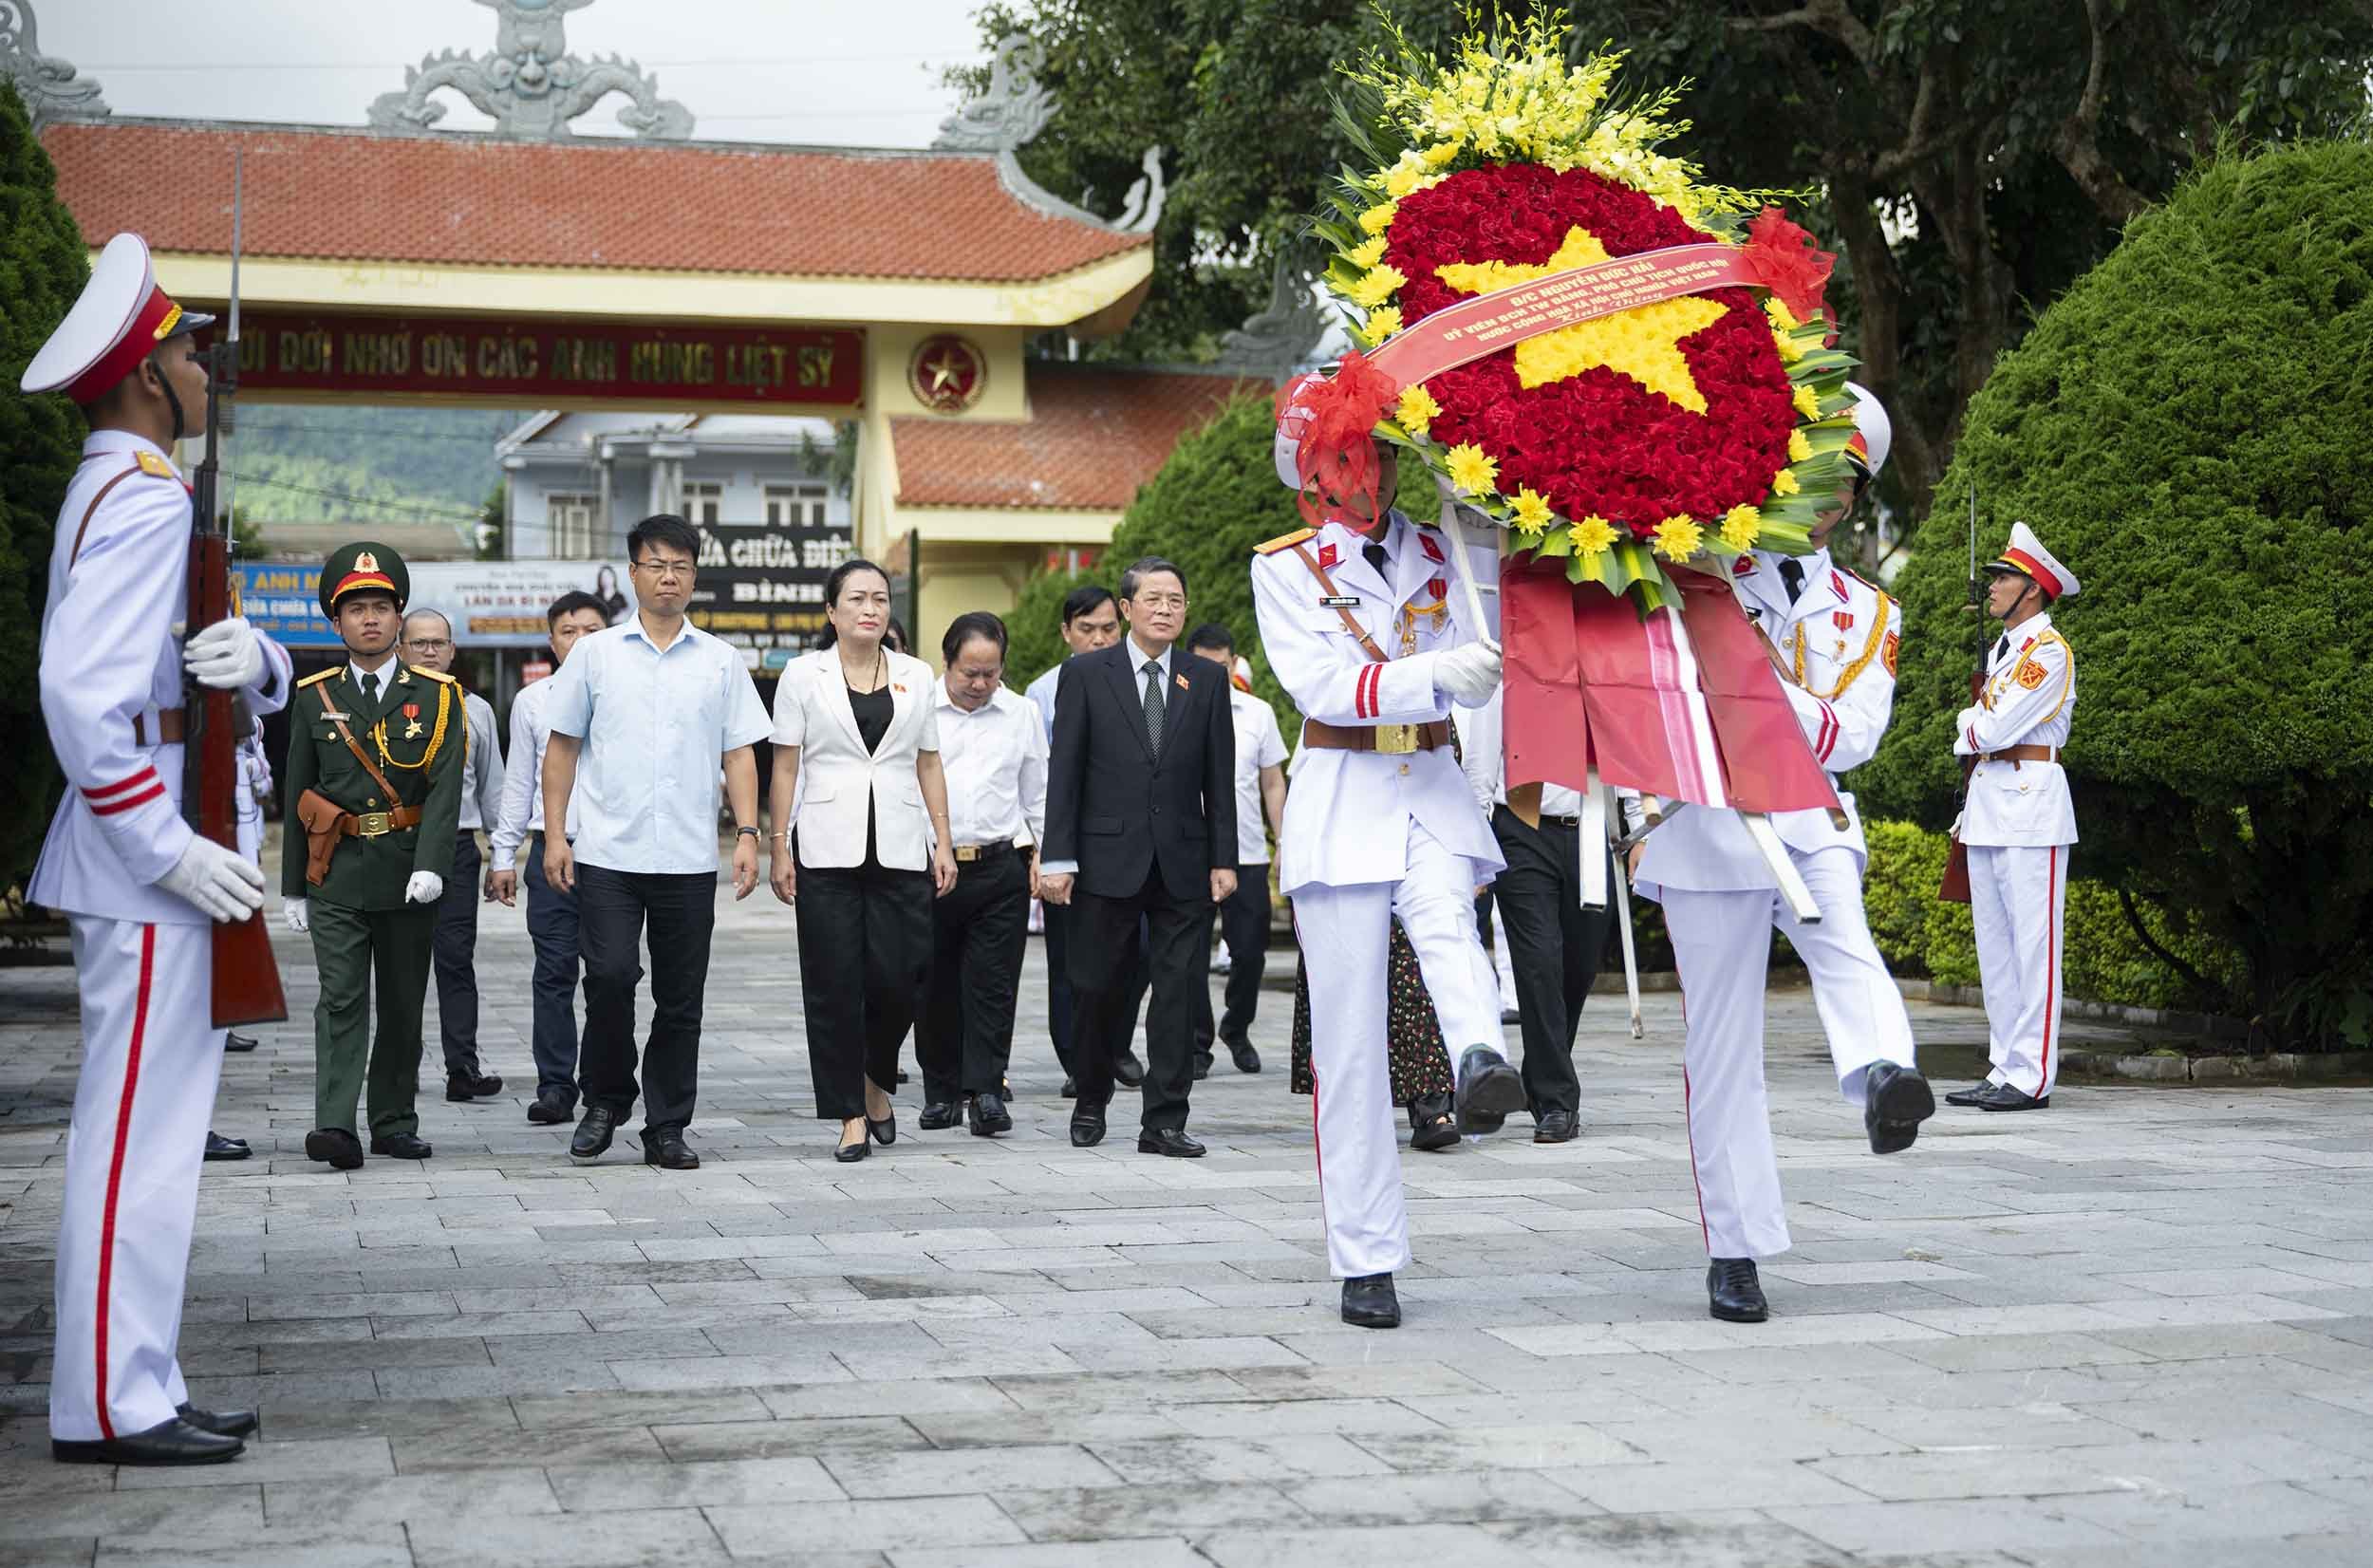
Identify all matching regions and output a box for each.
[1788,430,1812,462]
[1345,265,1407,308]
[1361,307,1404,344]
[1571,514,1618,557]
[1395,383,1441,437]
[1720,505,1762,551]
[1384,160,1429,200]
[1344,235,1388,270]
[1773,328,1804,364]
[1444,442,1499,496]
[1358,202,1399,236]
[1653,514,1704,562]
[1765,298,1801,334]
[1793,383,1821,420]
[1770,469,1800,496]
[1509,487,1555,535]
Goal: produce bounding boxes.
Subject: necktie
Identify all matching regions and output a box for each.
[1993,635,2010,666]
[1363,541,1390,576]
[1142,661,1166,753]
[359,670,380,707]
[1779,557,1804,605]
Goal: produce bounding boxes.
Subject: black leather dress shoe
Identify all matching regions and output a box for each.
[833,1131,869,1163]
[370,1130,433,1160]
[1191,1052,1212,1080]
[1228,1038,1261,1073]
[642,1127,699,1169]
[304,1128,364,1170]
[570,1106,617,1162]
[177,1402,258,1438]
[1533,1109,1580,1145]
[1454,1044,1526,1134]
[1136,1127,1205,1158]
[446,1068,503,1101]
[1944,1081,1996,1108]
[967,1092,1013,1136]
[203,1130,251,1162]
[1070,1105,1106,1147]
[1409,1093,1459,1152]
[1341,1272,1401,1329]
[1114,1050,1147,1088]
[53,1415,242,1466]
[919,1101,960,1130]
[1708,1257,1769,1322]
[1979,1083,2050,1111]
[223,1032,258,1053]
[527,1088,575,1124]
[1864,1060,1937,1154]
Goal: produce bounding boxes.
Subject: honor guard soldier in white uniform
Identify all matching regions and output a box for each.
[1251,420,1518,1332]
[1943,523,2079,1112]
[1634,383,1934,1324]
[23,233,294,1465]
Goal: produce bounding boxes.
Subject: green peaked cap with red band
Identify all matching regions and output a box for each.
[318,541,410,616]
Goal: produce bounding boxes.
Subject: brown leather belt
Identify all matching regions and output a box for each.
[1978,744,2060,767]
[1302,719,1454,754]
[133,709,188,744]
[337,805,423,839]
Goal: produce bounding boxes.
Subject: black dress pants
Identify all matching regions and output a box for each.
[523,831,585,1103]
[797,850,933,1120]
[916,847,1029,1101]
[1194,864,1271,1052]
[1070,867,1205,1130]
[1045,903,1149,1080]
[1490,805,1614,1118]
[576,863,716,1134]
[430,831,485,1075]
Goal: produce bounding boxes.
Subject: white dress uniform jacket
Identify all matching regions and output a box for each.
[1635,550,1897,895]
[772,647,942,872]
[1251,511,1504,893]
[1953,613,2078,846]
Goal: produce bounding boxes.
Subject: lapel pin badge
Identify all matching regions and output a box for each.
[1174,673,1190,691]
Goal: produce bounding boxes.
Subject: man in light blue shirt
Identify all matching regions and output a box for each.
[540,514,771,1172]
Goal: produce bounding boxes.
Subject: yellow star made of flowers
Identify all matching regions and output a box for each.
[1433,226,1728,413]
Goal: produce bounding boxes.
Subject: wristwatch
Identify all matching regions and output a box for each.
[736,826,759,838]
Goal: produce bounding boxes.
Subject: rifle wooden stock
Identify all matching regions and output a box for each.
[1936,666,1983,905]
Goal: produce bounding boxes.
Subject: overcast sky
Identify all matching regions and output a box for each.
[41,0,992,147]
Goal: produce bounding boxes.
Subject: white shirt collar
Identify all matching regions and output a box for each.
[1126,637,1173,680]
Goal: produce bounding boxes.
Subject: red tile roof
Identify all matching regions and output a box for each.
[40,121,1149,284]
[893,364,1263,512]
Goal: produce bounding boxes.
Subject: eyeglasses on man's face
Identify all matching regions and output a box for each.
[403,636,452,652]
[633,557,696,583]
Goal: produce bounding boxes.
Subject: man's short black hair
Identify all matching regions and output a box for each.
[1060,584,1118,626]
[546,589,607,628]
[1120,557,1185,601]
[943,611,1009,665]
[1186,623,1233,655]
[627,513,700,564]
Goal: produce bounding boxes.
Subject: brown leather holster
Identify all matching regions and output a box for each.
[295,789,345,887]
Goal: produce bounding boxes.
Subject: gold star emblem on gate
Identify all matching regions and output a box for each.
[906,335,986,413]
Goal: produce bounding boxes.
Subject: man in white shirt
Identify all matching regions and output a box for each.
[487,591,607,1124]
[402,608,507,1105]
[1186,624,1285,1075]
[915,612,1048,1136]
[1457,689,1612,1144]
[540,516,772,1171]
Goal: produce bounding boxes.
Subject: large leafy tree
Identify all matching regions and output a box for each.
[0,84,93,891]
[964,1,2373,518]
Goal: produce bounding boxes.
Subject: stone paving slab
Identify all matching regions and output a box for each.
[7,871,2373,1564]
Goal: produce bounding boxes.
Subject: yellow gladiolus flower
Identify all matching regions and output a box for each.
[1395,383,1441,437]
[1788,430,1812,462]
[1444,442,1499,496]
[1571,514,1618,557]
[1359,202,1400,236]
[1720,505,1762,551]
[1509,487,1554,535]
[1423,140,1463,167]
[1653,514,1704,562]
[1346,265,1407,308]
[1345,235,1388,270]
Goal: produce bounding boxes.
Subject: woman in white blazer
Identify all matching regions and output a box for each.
[768,560,958,1161]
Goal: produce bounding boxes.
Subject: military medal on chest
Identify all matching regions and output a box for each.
[402,701,423,740]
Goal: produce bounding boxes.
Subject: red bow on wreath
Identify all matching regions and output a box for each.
[1740,206,1836,327]
[1276,352,1401,532]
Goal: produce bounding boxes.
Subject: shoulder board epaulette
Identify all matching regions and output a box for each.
[1253,528,1317,556]
[408,665,457,684]
[1835,563,1878,593]
[297,668,339,688]
[135,451,175,478]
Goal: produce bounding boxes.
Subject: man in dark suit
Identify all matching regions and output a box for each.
[1039,557,1238,1156]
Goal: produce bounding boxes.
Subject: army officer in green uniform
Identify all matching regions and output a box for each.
[281,543,464,1169]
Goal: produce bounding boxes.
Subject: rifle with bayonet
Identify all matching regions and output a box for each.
[1936,476,1983,904]
[184,147,288,1027]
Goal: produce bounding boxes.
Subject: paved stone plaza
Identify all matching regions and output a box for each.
[7,876,2373,1567]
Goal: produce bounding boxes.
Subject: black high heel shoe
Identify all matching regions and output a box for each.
[834,1123,869,1163]
[868,1108,896,1146]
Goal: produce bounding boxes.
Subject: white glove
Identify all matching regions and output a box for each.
[1431,639,1504,705]
[404,871,444,905]
[154,837,266,923]
[182,616,267,691]
[285,897,310,934]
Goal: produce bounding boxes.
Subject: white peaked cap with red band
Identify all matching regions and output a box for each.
[1274,370,1324,488]
[1986,520,2080,600]
[1843,381,1891,478]
[19,233,215,403]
